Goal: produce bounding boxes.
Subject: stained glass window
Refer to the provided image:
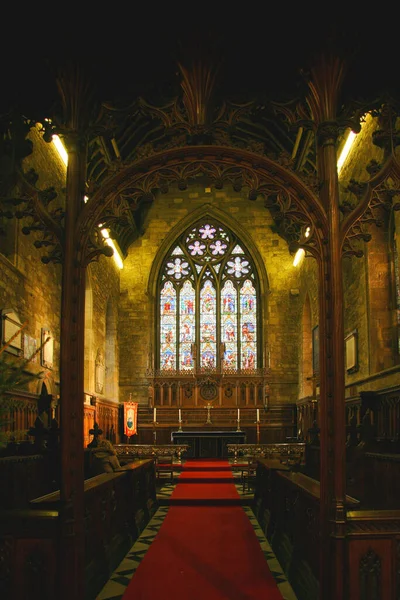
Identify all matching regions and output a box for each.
[179,280,195,370]
[158,220,260,371]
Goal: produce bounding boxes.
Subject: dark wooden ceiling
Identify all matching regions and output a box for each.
[2,16,399,258]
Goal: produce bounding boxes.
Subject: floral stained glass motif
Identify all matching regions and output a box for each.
[188,240,206,256]
[158,219,260,372]
[210,240,227,255]
[199,224,216,239]
[227,256,250,278]
[167,257,189,279]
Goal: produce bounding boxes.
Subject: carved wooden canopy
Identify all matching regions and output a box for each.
[2,37,400,266]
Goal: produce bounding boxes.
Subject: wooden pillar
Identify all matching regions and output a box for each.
[308,58,347,599]
[59,127,87,600]
[55,64,103,600]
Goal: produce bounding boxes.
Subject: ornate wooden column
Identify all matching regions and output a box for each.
[58,131,86,600]
[306,57,349,599]
[54,65,113,600]
[58,115,87,600]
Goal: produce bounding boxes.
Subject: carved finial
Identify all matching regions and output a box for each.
[55,60,99,132]
[175,31,221,131]
[178,60,219,128]
[304,53,347,124]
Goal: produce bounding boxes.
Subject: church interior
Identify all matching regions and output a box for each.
[1,16,400,600]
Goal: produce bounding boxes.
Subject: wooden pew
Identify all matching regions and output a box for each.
[253,458,400,599]
[114,443,189,465]
[0,460,156,600]
[227,441,306,466]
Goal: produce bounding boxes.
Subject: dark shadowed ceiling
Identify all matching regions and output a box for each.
[2,13,399,256]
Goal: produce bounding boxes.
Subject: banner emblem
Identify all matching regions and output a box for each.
[124,401,138,437]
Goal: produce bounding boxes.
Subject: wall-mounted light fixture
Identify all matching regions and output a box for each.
[100,228,124,270]
[293,226,311,267]
[337,130,357,175]
[52,134,68,167]
[51,134,123,270]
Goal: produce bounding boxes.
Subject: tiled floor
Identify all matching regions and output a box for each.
[95,464,298,600]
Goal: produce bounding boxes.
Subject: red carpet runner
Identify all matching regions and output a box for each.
[122,459,284,599]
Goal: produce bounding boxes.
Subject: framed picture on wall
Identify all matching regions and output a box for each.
[41,328,54,369]
[312,325,319,374]
[345,330,358,373]
[24,334,38,363]
[1,309,24,356]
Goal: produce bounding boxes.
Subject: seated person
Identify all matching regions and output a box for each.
[92,439,123,473]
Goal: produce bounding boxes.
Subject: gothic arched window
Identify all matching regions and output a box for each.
[158,220,260,371]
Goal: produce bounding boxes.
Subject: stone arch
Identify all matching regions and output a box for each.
[147,203,270,370]
[82,146,325,267]
[148,203,269,299]
[33,374,57,396]
[105,297,118,400]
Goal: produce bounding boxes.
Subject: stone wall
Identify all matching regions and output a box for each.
[0,125,122,410]
[341,114,400,393]
[3,114,399,425]
[296,254,319,399]
[86,256,121,401]
[118,183,302,405]
[0,125,64,397]
[294,113,400,403]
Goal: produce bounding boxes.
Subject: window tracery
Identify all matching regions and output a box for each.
[158,219,260,371]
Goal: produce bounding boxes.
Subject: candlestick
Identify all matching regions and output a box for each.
[179,408,181,421]
[236,410,241,432]
[257,408,260,422]
[153,407,157,423]
[206,403,212,425]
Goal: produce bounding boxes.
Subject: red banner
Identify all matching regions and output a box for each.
[124,402,138,437]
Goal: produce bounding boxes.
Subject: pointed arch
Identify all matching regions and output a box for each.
[148,204,269,298]
[150,207,269,371]
[105,297,118,400]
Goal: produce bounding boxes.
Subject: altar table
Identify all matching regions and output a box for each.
[171,430,246,458]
